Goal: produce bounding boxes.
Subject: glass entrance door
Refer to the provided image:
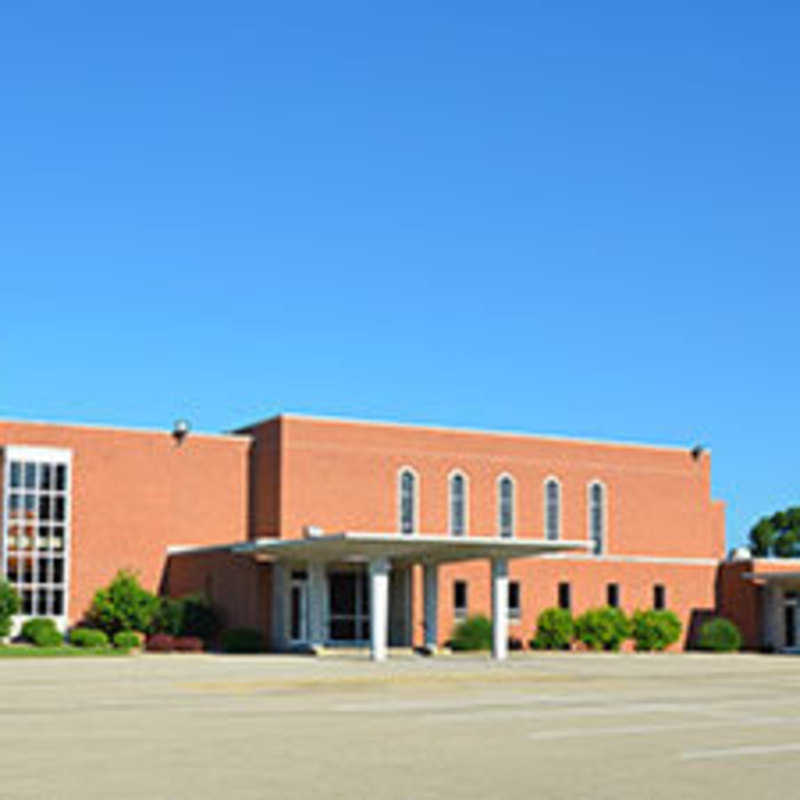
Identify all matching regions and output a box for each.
[328,569,369,642]
[289,575,308,644]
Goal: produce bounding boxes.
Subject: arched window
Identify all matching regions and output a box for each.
[449,471,467,537]
[588,481,605,555]
[398,468,417,535]
[498,474,515,538]
[544,478,561,541]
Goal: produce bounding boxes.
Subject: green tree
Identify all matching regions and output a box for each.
[630,610,682,651]
[0,580,20,638]
[88,570,160,635]
[749,507,800,557]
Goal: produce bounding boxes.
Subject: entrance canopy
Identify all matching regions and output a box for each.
[232,531,592,565]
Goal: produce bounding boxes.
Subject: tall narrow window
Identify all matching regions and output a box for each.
[607,583,619,608]
[449,471,467,537]
[399,468,417,535]
[588,481,605,555]
[453,580,468,619]
[544,478,561,540]
[508,581,521,620]
[653,584,666,610]
[558,582,571,611]
[498,475,515,538]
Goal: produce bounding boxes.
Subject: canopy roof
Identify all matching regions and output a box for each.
[232,532,592,565]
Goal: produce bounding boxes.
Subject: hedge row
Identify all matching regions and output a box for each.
[451,608,744,653]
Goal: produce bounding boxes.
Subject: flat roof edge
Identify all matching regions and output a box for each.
[0,416,252,443]
[264,412,699,454]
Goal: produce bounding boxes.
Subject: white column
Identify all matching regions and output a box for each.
[308,561,326,651]
[423,563,439,653]
[491,557,509,661]
[369,557,391,662]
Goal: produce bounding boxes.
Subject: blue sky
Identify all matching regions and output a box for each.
[2,2,798,549]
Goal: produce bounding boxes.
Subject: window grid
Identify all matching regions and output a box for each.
[2,452,70,619]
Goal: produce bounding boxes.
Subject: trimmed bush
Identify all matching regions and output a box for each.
[450,615,493,651]
[531,607,574,650]
[113,630,141,650]
[21,618,62,647]
[146,633,175,652]
[221,627,265,654]
[698,617,742,652]
[0,580,20,638]
[69,627,110,648]
[574,607,631,651]
[631,610,683,652]
[173,636,204,653]
[152,594,220,640]
[88,570,159,636]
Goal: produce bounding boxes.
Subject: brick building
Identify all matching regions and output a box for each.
[0,413,775,657]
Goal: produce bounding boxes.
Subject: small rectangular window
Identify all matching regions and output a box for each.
[654,584,666,610]
[453,580,468,619]
[558,582,571,611]
[607,583,619,608]
[508,581,521,619]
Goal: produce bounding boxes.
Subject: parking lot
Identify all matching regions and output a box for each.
[1,652,799,799]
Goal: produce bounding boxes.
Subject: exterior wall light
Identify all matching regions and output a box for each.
[691,444,704,460]
[172,419,191,446]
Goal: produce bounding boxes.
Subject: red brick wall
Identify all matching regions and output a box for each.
[163,549,271,640]
[237,418,280,539]
[409,559,717,651]
[0,421,250,624]
[270,415,724,561]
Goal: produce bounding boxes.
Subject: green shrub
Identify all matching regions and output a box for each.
[531,607,574,650]
[450,615,493,651]
[574,607,631,651]
[698,617,742,652]
[152,594,220,640]
[69,627,110,648]
[21,618,62,647]
[113,630,141,649]
[221,627,265,654]
[0,580,20,638]
[631,610,683,652]
[88,570,160,636]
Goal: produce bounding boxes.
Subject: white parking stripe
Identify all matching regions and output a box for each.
[682,743,800,760]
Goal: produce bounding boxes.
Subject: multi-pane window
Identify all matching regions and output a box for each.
[453,580,468,619]
[653,584,666,610]
[399,468,417,535]
[545,478,561,541]
[498,475,514,538]
[449,472,466,537]
[558,582,571,611]
[607,583,619,608]
[2,447,71,619]
[588,481,605,555]
[508,581,521,620]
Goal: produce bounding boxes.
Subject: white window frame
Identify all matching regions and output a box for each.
[587,479,607,556]
[447,469,469,537]
[397,466,419,535]
[496,473,516,539]
[2,445,72,634]
[543,476,561,541]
